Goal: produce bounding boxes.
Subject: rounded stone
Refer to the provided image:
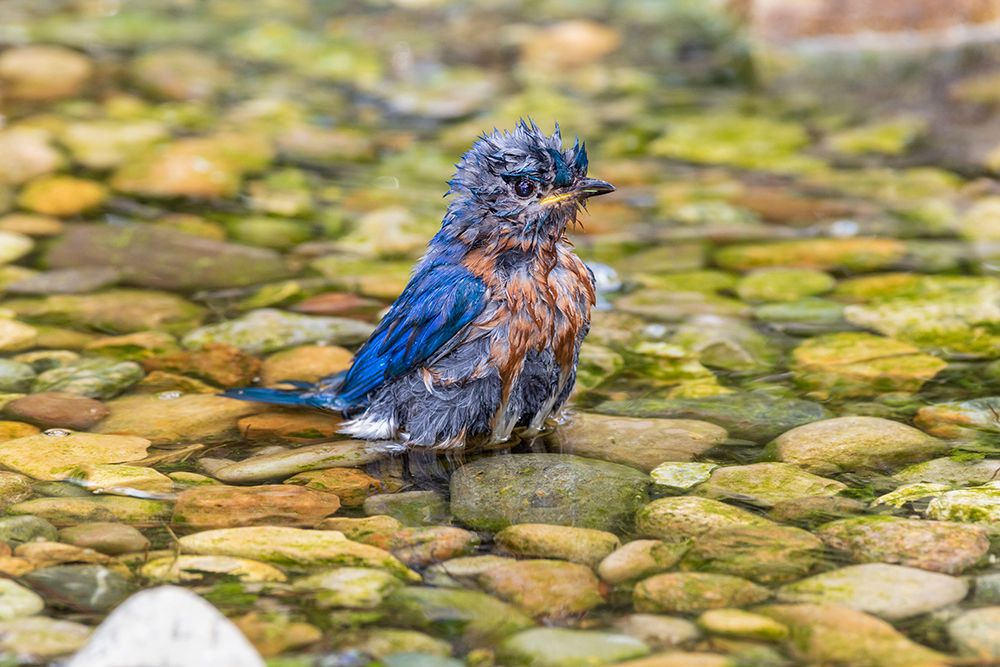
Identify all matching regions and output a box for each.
[0,46,92,101]
[450,453,649,533]
[612,614,701,650]
[4,393,109,430]
[949,607,1000,660]
[636,496,774,540]
[476,559,605,618]
[598,540,690,586]
[633,572,770,614]
[697,609,789,642]
[494,524,620,568]
[497,628,650,667]
[57,523,150,556]
[770,416,948,474]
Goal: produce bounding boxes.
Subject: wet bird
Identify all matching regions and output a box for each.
[225,121,615,449]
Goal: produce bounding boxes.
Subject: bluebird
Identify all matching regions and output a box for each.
[225,121,614,449]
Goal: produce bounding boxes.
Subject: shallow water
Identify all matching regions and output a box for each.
[0,1,1000,665]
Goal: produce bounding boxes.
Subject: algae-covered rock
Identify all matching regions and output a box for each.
[96,393,262,445]
[679,526,824,585]
[0,360,36,393]
[926,483,1000,533]
[596,392,827,442]
[636,496,774,540]
[634,572,769,614]
[894,457,1000,486]
[172,485,341,529]
[948,607,1000,661]
[777,563,967,620]
[181,309,372,354]
[383,586,534,647]
[758,603,948,667]
[497,628,649,667]
[8,496,171,526]
[24,564,132,612]
[59,120,168,170]
[826,117,926,156]
[450,453,649,533]
[0,129,63,187]
[791,332,945,399]
[0,45,92,101]
[212,441,387,483]
[44,225,293,291]
[817,515,989,574]
[363,491,448,527]
[551,412,727,471]
[915,397,1000,440]
[6,290,205,335]
[670,315,780,372]
[476,559,605,619]
[693,462,846,507]
[0,431,149,481]
[17,176,107,217]
[179,526,417,580]
[715,238,905,272]
[771,416,948,474]
[141,555,286,584]
[597,539,690,586]
[0,516,58,547]
[650,462,717,492]
[494,524,620,568]
[129,47,231,101]
[0,616,91,660]
[33,359,144,399]
[737,268,835,302]
[294,567,400,609]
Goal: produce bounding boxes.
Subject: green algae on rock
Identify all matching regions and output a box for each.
[450,453,649,533]
[633,572,770,614]
[5,290,206,335]
[692,462,846,507]
[181,309,373,354]
[494,524,620,568]
[636,496,774,540]
[497,627,649,667]
[715,238,906,273]
[679,525,825,585]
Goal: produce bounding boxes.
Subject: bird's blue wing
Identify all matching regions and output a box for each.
[333,262,487,407]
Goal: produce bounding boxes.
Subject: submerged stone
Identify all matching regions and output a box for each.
[8,496,170,526]
[450,453,649,533]
[948,607,1000,661]
[692,462,846,507]
[96,394,262,445]
[0,431,149,481]
[736,268,835,302]
[926,483,1000,533]
[294,567,400,609]
[650,462,717,492]
[636,496,774,540]
[141,555,286,584]
[777,563,968,620]
[172,485,341,528]
[596,392,827,442]
[58,522,149,556]
[697,608,788,642]
[770,416,948,475]
[679,525,825,585]
[17,176,106,217]
[32,359,144,400]
[6,290,205,335]
[476,559,604,619]
[497,627,649,667]
[715,238,905,273]
[383,586,534,647]
[0,616,91,660]
[363,491,448,527]
[0,45,92,101]
[181,308,373,354]
[597,539,690,586]
[212,441,388,483]
[494,524,620,568]
[634,572,770,614]
[915,397,1000,440]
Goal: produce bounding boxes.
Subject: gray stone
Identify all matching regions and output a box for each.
[363,491,449,527]
[0,515,58,547]
[24,564,132,612]
[948,607,1000,660]
[497,628,649,667]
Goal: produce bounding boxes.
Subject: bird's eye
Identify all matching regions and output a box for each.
[513,178,536,198]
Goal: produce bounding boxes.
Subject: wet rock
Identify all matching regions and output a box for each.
[697,608,788,642]
[382,655,463,667]
[58,522,149,556]
[182,308,372,354]
[0,616,91,661]
[130,48,230,100]
[96,393,262,445]
[791,332,945,399]
[285,468,381,507]
[613,652,731,667]
[142,343,260,388]
[69,463,173,495]
[650,462,717,491]
[0,516,58,547]
[172,485,341,529]
[671,315,779,373]
[758,603,947,667]
[895,457,1000,486]
[777,563,968,620]
[634,572,769,614]
[235,611,321,657]
[679,526,824,585]
[383,586,534,647]
[240,411,344,444]
[85,331,179,361]
[7,267,120,296]
[64,586,264,667]
[259,345,353,385]
[340,628,451,660]
[613,289,749,322]
[636,496,774,540]
[0,319,37,352]
[6,289,206,335]
[873,482,950,509]
[495,524,620,568]
[364,491,448,527]
[213,440,388,483]
[33,360,144,400]
[476,559,604,618]
[0,129,64,186]
[178,527,417,580]
[388,527,479,567]
[0,359,36,393]
[0,430,149,481]
[0,213,62,237]
[14,542,109,569]
[450,453,649,532]
[0,232,33,269]
[9,495,169,526]
[0,45,92,101]
[915,397,1000,440]
[692,462,847,507]
[552,412,727,471]
[949,607,1000,660]
[597,392,827,442]
[0,579,43,620]
[498,628,649,667]
[926,483,1000,533]
[770,416,948,474]
[141,555,285,584]
[520,20,620,70]
[737,268,835,302]
[0,422,38,441]
[294,567,401,608]
[817,516,988,574]
[715,238,906,272]
[17,176,106,217]
[598,539,690,585]
[45,224,293,292]
[423,555,518,588]
[276,125,375,164]
[59,120,168,171]
[0,472,33,509]
[111,134,273,199]
[612,614,700,650]
[25,564,131,612]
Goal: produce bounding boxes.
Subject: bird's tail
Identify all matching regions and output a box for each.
[221,386,321,407]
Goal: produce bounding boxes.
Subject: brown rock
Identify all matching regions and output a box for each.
[14,541,109,568]
[172,485,341,529]
[260,345,353,386]
[234,612,321,658]
[477,559,605,618]
[317,515,402,549]
[58,522,151,556]
[389,526,480,568]
[4,392,109,430]
[141,343,260,388]
[0,46,92,101]
[284,468,382,507]
[238,411,342,444]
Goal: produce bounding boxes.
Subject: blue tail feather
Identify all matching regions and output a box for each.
[222,387,320,407]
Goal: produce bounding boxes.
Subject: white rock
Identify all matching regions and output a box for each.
[66,586,264,667]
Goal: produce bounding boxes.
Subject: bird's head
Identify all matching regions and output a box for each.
[444,120,614,248]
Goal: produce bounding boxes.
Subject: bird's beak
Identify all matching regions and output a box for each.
[539,178,616,206]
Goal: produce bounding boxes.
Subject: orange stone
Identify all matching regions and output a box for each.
[172,485,341,529]
[238,411,342,444]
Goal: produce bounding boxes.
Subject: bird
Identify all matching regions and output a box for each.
[224,120,615,450]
